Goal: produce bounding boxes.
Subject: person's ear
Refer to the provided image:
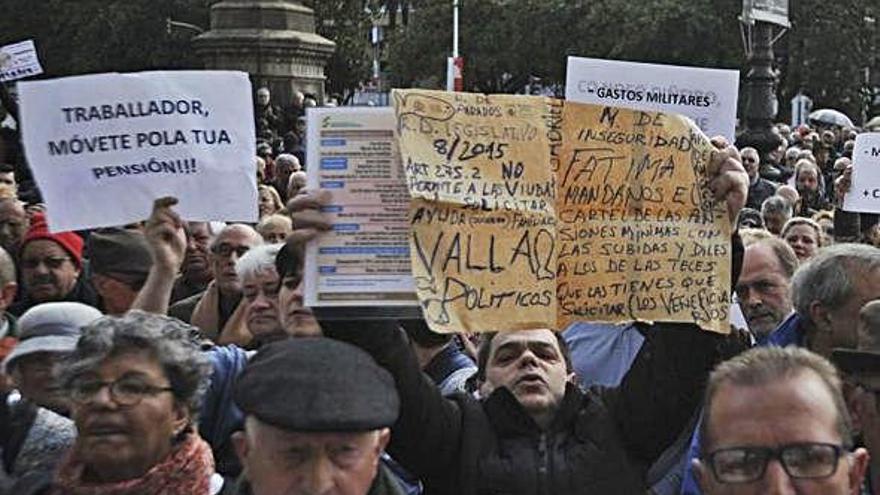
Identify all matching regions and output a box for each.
[0,281,16,308]
[692,458,711,492]
[376,427,391,454]
[848,447,870,495]
[171,401,190,439]
[91,274,110,294]
[232,431,250,467]
[807,301,834,356]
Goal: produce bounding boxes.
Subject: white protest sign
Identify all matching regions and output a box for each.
[565,56,739,141]
[18,71,257,232]
[843,133,880,213]
[744,0,790,28]
[0,40,44,82]
[304,107,417,308]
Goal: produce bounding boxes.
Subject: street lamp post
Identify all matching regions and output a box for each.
[736,20,783,160]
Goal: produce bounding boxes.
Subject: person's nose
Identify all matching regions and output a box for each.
[740,287,763,309]
[292,282,305,299]
[252,291,272,309]
[31,261,51,275]
[303,456,335,495]
[762,459,797,495]
[517,349,540,368]
[82,384,119,410]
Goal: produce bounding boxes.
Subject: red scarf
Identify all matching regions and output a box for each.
[52,432,215,495]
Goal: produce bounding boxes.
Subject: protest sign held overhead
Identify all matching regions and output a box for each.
[843,133,880,214]
[393,89,731,334]
[304,107,417,309]
[0,40,43,82]
[395,91,558,333]
[17,71,257,232]
[565,57,739,142]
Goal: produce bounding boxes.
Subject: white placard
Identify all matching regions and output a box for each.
[744,0,790,28]
[843,133,880,213]
[565,56,739,142]
[304,107,416,307]
[0,40,44,82]
[18,71,257,232]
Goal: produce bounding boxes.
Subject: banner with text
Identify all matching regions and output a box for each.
[565,57,739,142]
[394,89,731,334]
[843,133,880,213]
[18,71,257,232]
[744,0,790,28]
[304,107,417,308]
[0,40,43,82]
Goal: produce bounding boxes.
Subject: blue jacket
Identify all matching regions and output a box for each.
[199,345,249,477]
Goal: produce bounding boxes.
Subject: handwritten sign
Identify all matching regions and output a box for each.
[843,133,880,213]
[395,92,558,332]
[0,40,43,83]
[565,57,739,142]
[393,89,731,334]
[17,71,257,232]
[556,102,731,333]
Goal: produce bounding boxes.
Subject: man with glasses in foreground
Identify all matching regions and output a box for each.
[693,346,869,494]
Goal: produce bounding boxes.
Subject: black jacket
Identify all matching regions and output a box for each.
[326,322,740,495]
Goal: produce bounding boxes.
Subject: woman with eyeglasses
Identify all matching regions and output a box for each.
[17,310,224,495]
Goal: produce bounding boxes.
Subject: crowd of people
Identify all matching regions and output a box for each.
[0,77,879,494]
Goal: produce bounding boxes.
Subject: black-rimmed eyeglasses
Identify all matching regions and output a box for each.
[703,443,845,484]
[68,377,174,407]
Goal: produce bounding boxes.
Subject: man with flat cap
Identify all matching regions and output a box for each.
[230,338,405,495]
[87,228,153,315]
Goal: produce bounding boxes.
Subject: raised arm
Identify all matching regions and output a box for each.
[132,197,186,314]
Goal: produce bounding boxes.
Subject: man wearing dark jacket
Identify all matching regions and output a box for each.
[325,312,746,494]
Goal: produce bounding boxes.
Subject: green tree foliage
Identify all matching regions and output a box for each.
[0,0,374,99]
[781,0,878,121]
[385,0,742,92]
[0,0,208,77]
[305,0,372,98]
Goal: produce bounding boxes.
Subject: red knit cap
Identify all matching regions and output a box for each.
[21,212,84,268]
